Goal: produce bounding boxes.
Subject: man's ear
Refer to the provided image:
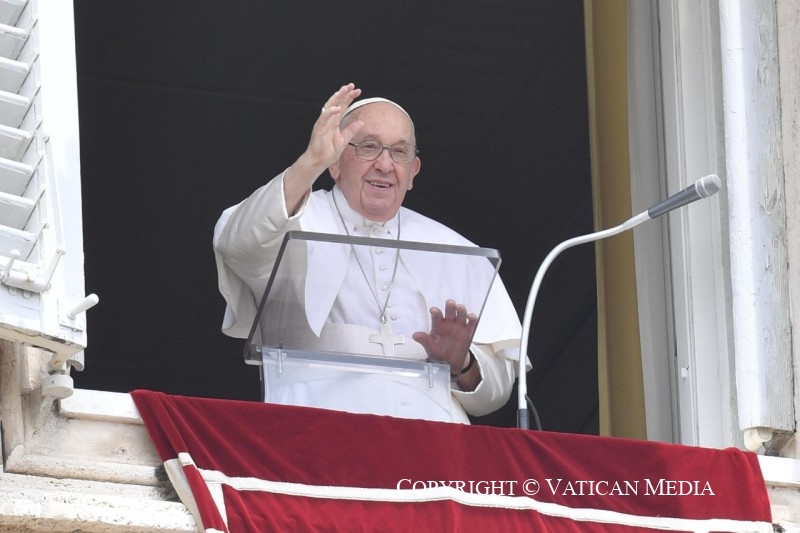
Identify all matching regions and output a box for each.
[408,157,421,190]
[328,160,341,183]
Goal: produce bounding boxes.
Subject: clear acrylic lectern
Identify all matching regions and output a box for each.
[244,231,501,421]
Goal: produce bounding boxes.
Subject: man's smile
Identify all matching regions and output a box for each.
[366,179,393,189]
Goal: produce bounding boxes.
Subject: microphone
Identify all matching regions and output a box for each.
[517,174,722,430]
[647,174,721,219]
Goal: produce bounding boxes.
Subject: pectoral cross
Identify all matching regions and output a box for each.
[369,321,405,357]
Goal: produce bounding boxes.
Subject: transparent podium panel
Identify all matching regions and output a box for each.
[244,230,502,420]
[260,348,453,421]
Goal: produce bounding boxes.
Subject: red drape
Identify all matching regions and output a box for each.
[131,390,772,532]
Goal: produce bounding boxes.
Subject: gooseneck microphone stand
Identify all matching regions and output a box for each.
[517,175,722,430]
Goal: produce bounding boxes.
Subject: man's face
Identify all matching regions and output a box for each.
[329,103,421,222]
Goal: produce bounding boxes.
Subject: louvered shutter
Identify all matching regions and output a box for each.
[0,0,95,364]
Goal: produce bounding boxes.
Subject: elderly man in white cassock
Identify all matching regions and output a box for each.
[214,83,527,424]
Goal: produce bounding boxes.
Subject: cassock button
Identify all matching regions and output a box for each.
[381,285,390,291]
[379,265,389,271]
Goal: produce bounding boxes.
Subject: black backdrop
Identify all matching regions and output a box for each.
[72,0,598,433]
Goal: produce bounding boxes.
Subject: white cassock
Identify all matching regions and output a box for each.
[214,171,528,423]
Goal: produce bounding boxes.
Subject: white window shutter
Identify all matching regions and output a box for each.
[0,0,96,365]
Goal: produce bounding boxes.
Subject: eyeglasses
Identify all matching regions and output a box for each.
[348,140,419,164]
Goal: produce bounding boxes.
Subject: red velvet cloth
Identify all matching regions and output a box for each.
[132,390,772,532]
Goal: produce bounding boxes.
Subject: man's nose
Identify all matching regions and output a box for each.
[373,147,395,170]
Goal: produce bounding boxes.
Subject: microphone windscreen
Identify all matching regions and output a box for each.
[696,174,721,198]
